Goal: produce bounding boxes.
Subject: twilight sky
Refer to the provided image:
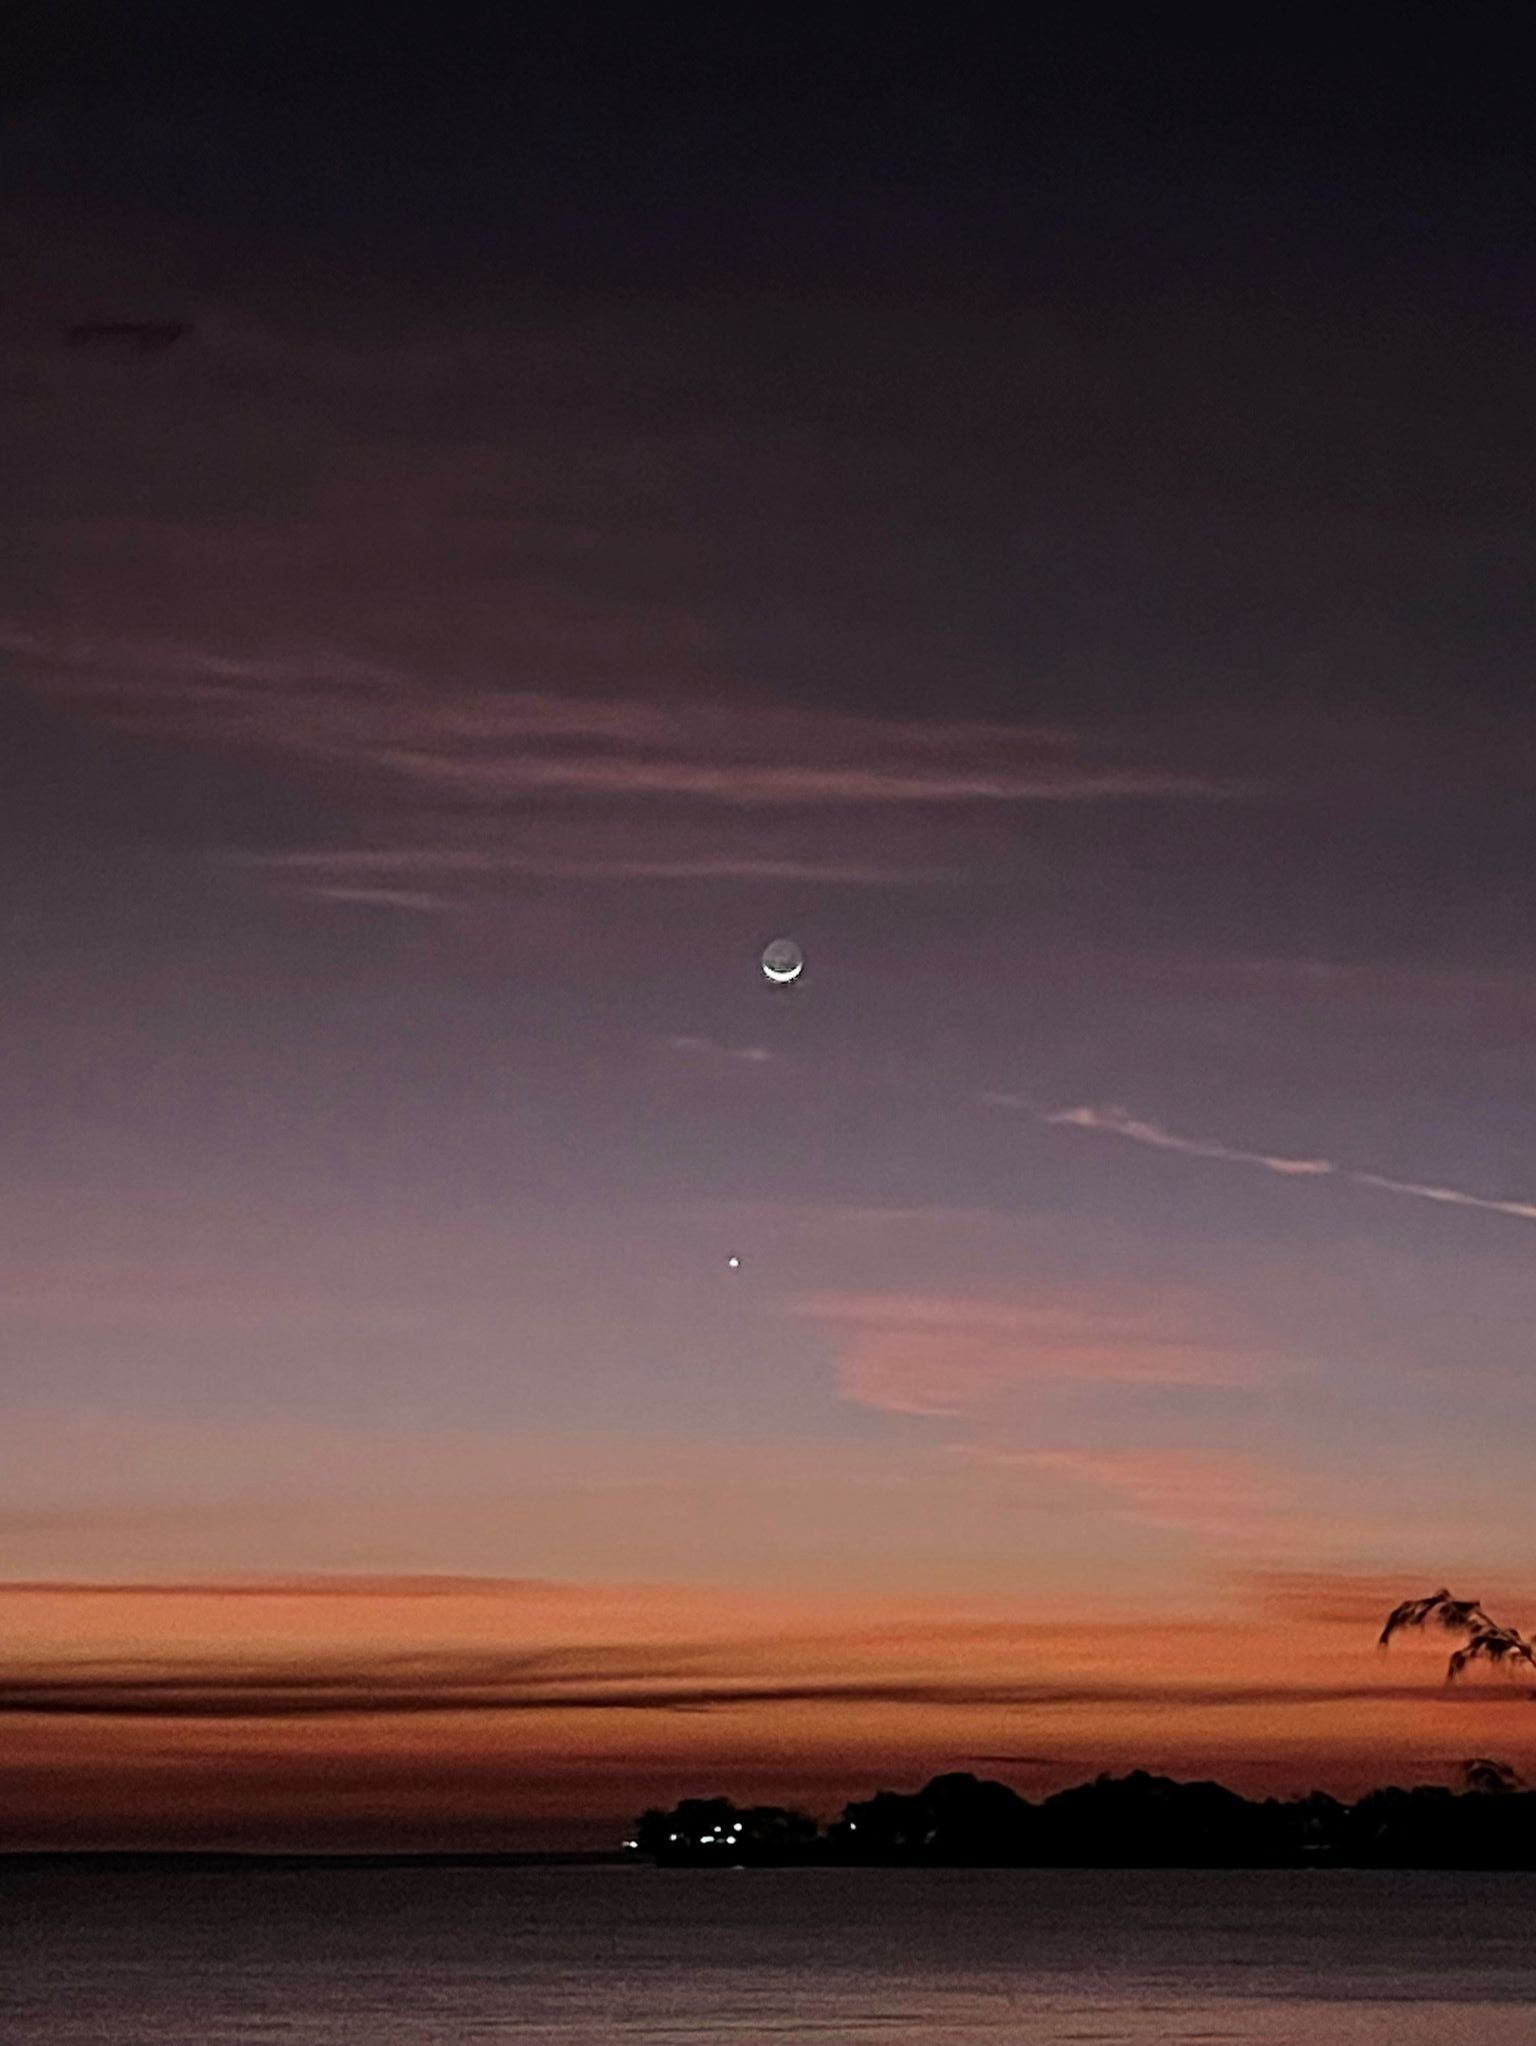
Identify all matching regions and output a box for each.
[4,14,1536,1847]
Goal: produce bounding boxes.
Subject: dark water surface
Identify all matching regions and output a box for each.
[6,1863,1536,2043]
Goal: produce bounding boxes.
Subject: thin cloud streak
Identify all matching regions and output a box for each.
[310,886,449,912]
[6,626,1223,810]
[1241,1569,1536,1629]
[0,1575,582,1600]
[6,626,1232,899]
[663,1036,775,1064]
[0,1652,1510,1720]
[1023,1102,1536,1226]
[957,1446,1296,1540]
[239,843,943,887]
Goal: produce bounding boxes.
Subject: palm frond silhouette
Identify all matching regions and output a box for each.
[1379,1588,1536,1686]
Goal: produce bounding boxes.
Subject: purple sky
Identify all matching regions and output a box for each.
[4,15,1536,1841]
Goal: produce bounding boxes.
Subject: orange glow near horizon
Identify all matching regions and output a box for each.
[6,1573,1535,1850]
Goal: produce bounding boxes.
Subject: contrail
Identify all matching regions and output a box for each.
[1011,1101,1536,1225]
[1041,1104,1334,1177]
[1350,1172,1536,1223]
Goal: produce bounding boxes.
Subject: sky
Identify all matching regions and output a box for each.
[4,13,1536,1848]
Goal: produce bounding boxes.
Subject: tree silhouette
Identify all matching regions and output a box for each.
[1379,1588,1536,1685]
[634,1763,1536,1869]
[1460,1758,1525,1794]
[633,1796,817,1859]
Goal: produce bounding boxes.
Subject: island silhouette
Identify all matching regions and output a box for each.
[630,1761,1536,1870]
[623,1591,1536,1870]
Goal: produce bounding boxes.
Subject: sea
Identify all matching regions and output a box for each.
[5,1862,1536,2043]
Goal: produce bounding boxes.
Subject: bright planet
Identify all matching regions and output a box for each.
[760,938,804,983]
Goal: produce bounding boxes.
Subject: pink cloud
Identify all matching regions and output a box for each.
[800,1293,1263,1416]
[958,1445,1295,1537]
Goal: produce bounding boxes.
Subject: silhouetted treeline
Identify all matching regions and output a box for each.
[632,1764,1536,1869]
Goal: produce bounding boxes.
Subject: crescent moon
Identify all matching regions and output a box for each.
[763,959,802,983]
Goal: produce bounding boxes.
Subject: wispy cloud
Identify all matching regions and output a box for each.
[0,1643,1505,1721]
[232,836,939,888]
[801,1292,1261,1415]
[1240,1568,1536,1629]
[662,1035,775,1065]
[958,1445,1295,1539]
[1016,1101,1536,1226]
[310,885,450,912]
[4,624,1230,896]
[5,627,1221,809]
[0,1574,583,1600]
